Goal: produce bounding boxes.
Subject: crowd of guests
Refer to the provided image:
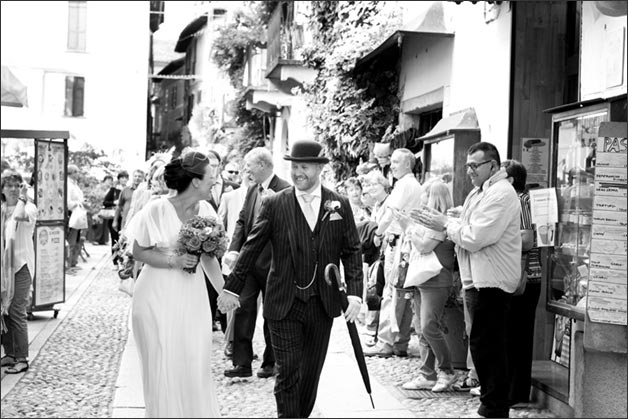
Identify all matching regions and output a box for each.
[1,138,541,418]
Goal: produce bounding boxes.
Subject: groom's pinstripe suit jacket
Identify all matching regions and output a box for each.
[224,185,363,321]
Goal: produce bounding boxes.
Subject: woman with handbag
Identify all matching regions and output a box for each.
[502,159,542,408]
[401,180,457,392]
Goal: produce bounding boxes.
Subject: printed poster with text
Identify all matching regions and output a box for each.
[586,122,627,326]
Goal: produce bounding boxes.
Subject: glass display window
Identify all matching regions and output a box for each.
[549,102,609,319]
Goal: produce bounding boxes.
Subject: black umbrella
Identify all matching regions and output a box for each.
[324,263,375,409]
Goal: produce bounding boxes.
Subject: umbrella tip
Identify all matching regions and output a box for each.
[369,394,375,409]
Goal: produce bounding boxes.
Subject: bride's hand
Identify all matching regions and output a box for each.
[217,290,240,313]
[170,253,199,270]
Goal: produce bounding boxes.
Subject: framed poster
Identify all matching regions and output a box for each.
[34,224,66,306]
[35,140,66,222]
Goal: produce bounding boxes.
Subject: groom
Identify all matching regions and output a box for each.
[218,140,363,418]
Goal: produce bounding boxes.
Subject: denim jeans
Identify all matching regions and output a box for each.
[376,285,413,351]
[2,265,32,359]
[462,287,479,381]
[414,286,453,380]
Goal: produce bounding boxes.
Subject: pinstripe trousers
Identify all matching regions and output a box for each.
[267,296,333,418]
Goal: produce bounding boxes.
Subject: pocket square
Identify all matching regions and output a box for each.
[329,213,343,221]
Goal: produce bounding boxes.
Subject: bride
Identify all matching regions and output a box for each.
[126,151,225,417]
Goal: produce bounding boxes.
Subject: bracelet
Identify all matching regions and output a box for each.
[167,255,174,269]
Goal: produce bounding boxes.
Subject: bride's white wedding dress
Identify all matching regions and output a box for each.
[127,198,222,418]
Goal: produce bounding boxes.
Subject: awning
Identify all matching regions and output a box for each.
[353,1,454,74]
[1,65,28,108]
[154,57,185,83]
[174,15,207,53]
[419,108,479,142]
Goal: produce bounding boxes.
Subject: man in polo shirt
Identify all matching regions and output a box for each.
[365,148,423,358]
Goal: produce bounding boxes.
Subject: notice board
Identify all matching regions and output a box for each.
[586,122,627,326]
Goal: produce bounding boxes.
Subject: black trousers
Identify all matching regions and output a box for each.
[470,287,512,418]
[506,282,541,405]
[106,218,120,265]
[268,297,333,418]
[232,272,274,368]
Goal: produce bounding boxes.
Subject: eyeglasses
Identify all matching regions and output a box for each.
[226,170,239,175]
[464,160,493,172]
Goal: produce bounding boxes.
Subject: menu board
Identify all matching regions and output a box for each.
[586,122,627,326]
[34,224,66,306]
[35,140,66,221]
[521,137,550,188]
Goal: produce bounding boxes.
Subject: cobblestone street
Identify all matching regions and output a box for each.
[1,243,557,418]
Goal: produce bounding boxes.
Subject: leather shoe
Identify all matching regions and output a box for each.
[224,365,252,378]
[257,365,277,378]
[393,349,408,357]
[224,342,233,359]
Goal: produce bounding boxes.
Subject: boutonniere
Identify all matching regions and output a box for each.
[322,200,342,221]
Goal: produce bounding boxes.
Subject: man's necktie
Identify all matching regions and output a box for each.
[301,194,317,231]
[254,185,264,217]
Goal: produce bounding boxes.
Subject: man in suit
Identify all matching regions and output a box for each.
[205,149,239,331]
[218,140,363,418]
[207,150,239,212]
[222,147,291,379]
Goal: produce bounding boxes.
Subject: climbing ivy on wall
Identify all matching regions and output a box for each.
[301,1,403,181]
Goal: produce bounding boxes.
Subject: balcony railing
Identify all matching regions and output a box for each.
[266,2,306,77]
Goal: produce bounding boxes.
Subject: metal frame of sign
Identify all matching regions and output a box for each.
[1,129,69,317]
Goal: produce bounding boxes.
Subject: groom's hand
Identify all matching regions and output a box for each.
[217,290,240,313]
[343,296,362,323]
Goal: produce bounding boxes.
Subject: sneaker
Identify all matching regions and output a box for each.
[453,376,480,392]
[402,375,436,390]
[470,386,481,397]
[431,371,457,392]
[364,343,393,358]
[364,335,377,347]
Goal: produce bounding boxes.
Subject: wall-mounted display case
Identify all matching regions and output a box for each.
[548,102,610,320]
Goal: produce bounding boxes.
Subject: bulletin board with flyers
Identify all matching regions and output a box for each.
[1,129,69,317]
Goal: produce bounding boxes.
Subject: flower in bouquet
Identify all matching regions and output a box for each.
[176,215,228,274]
[113,235,135,279]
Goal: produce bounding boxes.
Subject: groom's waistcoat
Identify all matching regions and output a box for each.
[292,199,323,302]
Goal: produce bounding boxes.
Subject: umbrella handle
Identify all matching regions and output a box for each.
[324,263,349,311]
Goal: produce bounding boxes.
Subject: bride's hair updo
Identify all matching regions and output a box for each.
[164,151,210,193]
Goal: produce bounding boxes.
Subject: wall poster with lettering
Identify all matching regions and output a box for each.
[35,140,66,222]
[521,137,550,188]
[34,224,66,306]
[586,122,627,326]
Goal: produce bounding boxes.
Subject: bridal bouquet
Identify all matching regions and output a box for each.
[176,215,228,274]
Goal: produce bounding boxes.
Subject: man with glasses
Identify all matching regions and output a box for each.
[222,160,242,186]
[414,141,521,418]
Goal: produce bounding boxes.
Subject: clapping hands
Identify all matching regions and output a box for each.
[408,205,448,232]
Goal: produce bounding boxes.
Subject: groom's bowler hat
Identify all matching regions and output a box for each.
[284,140,329,164]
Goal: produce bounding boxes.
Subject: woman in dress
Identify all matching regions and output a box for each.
[127,151,223,417]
